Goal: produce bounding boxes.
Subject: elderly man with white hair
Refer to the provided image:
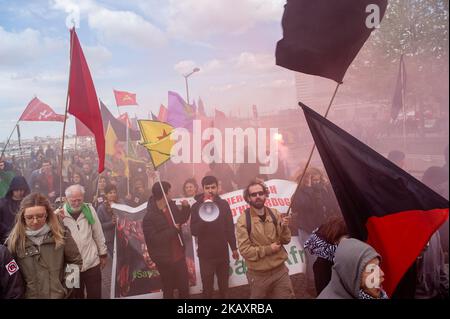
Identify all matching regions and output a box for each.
[56,184,108,299]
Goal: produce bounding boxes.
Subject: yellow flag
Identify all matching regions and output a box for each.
[105,123,128,176]
[138,120,176,168]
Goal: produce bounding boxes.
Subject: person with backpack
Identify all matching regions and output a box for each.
[236,179,294,299]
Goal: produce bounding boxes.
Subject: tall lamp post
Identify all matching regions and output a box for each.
[184,67,200,105]
[183,67,200,178]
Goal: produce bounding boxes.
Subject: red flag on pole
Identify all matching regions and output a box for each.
[114,89,138,106]
[68,28,105,173]
[19,97,65,122]
[117,112,132,128]
[75,118,94,137]
[157,104,168,122]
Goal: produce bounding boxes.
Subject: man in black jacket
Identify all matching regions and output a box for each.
[190,175,239,299]
[0,244,24,298]
[142,181,191,299]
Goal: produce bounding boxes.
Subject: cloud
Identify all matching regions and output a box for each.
[0,26,63,68]
[174,51,278,79]
[52,0,167,49]
[234,52,276,73]
[174,59,224,75]
[83,45,113,67]
[167,0,284,40]
[88,9,167,48]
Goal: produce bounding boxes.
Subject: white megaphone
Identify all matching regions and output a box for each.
[198,195,219,222]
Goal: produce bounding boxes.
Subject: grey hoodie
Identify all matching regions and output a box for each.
[317,238,380,299]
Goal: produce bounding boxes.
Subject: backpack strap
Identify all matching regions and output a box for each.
[267,208,279,238]
[245,208,252,237]
[245,207,279,237]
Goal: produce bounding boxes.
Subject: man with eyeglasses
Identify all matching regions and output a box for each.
[236,179,294,299]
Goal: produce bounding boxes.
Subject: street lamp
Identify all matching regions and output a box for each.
[183,67,200,179]
[183,67,200,105]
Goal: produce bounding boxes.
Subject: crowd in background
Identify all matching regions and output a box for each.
[0,142,448,299]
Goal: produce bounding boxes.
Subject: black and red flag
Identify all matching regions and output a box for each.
[276,0,388,83]
[300,102,449,296]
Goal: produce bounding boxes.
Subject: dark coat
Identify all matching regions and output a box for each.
[142,197,190,265]
[291,184,339,233]
[190,193,237,262]
[0,176,30,243]
[29,170,62,202]
[97,202,115,257]
[0,244,25,299]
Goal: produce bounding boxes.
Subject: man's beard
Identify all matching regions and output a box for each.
[250,199,265,209]
[71,206,82,213]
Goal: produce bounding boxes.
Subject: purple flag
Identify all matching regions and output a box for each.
[167,91,195,130]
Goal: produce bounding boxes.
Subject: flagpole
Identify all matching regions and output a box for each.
[17,124,24,174]
[126,122,130,196]
[154,168,184,247]
[286,82,341,216]
[0,119,19,159]
[59,27,75,202]
[400,55,407,152]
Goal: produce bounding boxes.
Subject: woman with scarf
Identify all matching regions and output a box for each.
[304,216,347,295]
[5,193,82,298]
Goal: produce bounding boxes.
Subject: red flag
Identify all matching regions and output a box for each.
[117,112,131,128]
[114,89,138,106]
[19,97,65,122]
[75,118,93,137]
[214,109,227,122]
[68,28,105,173]
[158,104,168,122]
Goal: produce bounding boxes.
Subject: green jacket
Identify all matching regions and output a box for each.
[14,228,82,299]
[0,170,15,198]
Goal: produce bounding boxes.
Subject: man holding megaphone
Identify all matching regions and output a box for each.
[190,176,239,299]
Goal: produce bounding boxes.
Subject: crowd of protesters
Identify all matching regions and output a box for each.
[0,141,448,299]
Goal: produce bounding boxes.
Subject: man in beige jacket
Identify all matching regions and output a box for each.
[236,180,294,299]
[56,184,108,299]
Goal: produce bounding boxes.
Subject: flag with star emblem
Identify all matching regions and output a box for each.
[114,89,138,106]
[138,120,176,168]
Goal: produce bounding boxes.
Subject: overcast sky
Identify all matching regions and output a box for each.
[0,0,303,140]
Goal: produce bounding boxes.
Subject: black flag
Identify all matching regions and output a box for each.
[276,0,388,83]
[300,102,449,296]
[391,54,407,120]
[100,100,140,141]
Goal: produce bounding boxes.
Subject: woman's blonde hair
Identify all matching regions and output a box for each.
[7,193,65,255]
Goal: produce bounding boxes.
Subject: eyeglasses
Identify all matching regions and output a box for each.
[249,191,266,197]
[24,214,47,222]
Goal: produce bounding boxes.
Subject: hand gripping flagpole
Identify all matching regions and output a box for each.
[286,82,341,216]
